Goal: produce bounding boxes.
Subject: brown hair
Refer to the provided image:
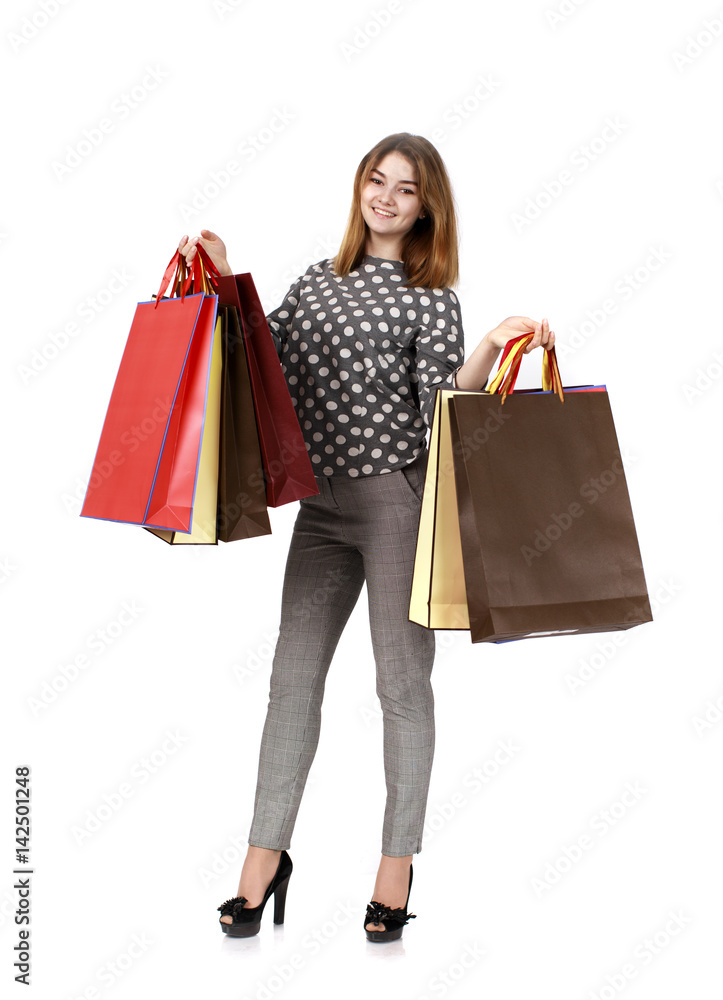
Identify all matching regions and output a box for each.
[333,132,459,289]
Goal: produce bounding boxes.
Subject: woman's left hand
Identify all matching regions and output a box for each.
[485,316,555,353]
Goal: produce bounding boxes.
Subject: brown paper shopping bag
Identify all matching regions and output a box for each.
[409,334,652,642]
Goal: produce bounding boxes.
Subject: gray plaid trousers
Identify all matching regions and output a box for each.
[247,448,436,856]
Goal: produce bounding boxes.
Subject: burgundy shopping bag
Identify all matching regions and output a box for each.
[214,271,319,507]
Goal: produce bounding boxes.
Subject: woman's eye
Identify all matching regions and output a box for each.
[370,177,382,184]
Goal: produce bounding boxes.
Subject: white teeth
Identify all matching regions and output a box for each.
[374,208,395,217]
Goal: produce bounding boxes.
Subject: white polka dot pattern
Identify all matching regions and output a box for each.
[265,255,465,478]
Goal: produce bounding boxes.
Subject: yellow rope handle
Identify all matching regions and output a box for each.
[487,333,564,403]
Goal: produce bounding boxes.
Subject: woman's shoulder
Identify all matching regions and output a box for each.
[293,257,336,285]
[274,259,333,298]
[412,282,461,306]
[431,284,460,302]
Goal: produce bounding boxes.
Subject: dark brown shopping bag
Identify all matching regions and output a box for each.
[410,334,652,642]
[146,305,271,544]
[217,306,271,541]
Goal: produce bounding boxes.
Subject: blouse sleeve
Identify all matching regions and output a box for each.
[264,274,304,360]
[414,287,466,428]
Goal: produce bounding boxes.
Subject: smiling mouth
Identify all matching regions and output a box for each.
[373,207,395,218]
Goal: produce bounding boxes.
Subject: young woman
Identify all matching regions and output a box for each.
[179,132,555,942]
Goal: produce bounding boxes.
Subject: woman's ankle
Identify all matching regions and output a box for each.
[378,853,412,869]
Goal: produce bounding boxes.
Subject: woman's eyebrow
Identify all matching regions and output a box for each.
[370,168,418,185]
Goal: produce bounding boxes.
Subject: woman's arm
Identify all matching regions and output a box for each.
[455,316,555,390]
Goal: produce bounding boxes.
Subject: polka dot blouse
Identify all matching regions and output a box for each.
[265,254,465,478]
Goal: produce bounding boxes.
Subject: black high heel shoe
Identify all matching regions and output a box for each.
[364,863,416,943]
[217,850,293,937]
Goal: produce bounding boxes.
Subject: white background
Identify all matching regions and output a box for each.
[2,0,721,997]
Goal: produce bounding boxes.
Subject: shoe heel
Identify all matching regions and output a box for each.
[217,850,292,936]
[273,875,291,924]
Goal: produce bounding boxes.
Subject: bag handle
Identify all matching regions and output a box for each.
[154,243,220,307]
[486,332,564,404]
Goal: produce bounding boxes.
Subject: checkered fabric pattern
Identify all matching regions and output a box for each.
[248,449,436,856]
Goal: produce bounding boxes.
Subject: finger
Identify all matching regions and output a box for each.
[524,321,542,353]
[183,237,201,262]
[540,322,556,350]
[200,228,217,241]
[540,317,550,346]
[542,318,556,349]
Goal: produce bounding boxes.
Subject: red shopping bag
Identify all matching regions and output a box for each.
[80,286,218,531]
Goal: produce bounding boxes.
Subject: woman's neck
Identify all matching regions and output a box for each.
[364,235,404,262]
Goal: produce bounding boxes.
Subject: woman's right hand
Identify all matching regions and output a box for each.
[178,229,233,276]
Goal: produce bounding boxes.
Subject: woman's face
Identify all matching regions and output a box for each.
[360,151,424,256]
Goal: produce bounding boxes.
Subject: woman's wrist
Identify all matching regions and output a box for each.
[482,327,504,352]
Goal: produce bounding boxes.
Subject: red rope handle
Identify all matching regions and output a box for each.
[154,243,221,307]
